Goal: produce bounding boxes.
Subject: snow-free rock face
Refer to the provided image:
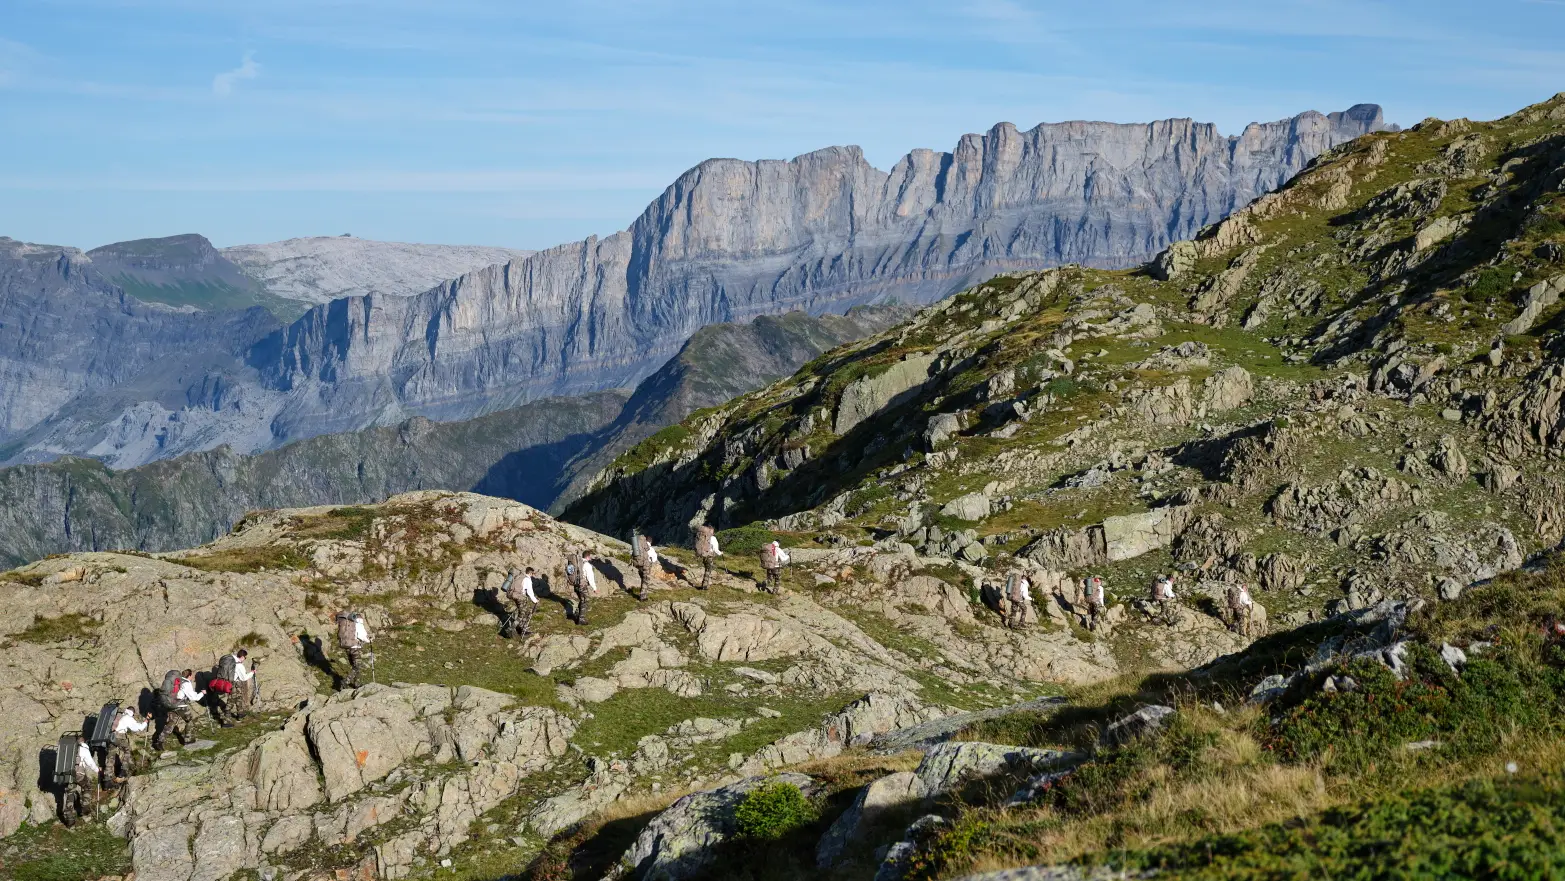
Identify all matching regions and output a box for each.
[220,236,534,305]
[613,772,818,881]
[249,108,1382,442]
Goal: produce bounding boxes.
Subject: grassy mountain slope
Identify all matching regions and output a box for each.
[565,93,1565,636]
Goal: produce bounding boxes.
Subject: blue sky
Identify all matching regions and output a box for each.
[2,0,1562,251]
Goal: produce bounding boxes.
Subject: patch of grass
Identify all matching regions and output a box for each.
[1120,774,1565,880]
[735,781,818,840]
[175,544,312,574]
[0,570,46,587]
[288,506,379,541]
[0,820,132,881]
[14,612,99,643]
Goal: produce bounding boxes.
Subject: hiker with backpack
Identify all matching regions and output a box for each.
[1150,574,1179,626]
[1083,575,1107,632]
[693,525,721,590]
[152,669,204,750]
[759,541,789,594]
[500,567,539,639]
[103,705,146,788]
[1226,582,1255,637]
[565,551,598,625]
[58,734,99,826]
[336,611,373,688]
[214,649,257,721]
[632,532,659,601]
[1005,573,1034,630]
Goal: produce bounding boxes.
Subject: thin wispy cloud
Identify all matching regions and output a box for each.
[212,51,259,96]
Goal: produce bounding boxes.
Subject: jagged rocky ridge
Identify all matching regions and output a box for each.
[0,106,1382,468]
[0,308,906,567]
[567,94,1565,636]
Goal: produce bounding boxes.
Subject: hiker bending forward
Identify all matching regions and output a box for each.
[153,670,204,750]
[104,706,146,787]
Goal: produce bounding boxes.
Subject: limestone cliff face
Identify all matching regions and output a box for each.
[249,106,1384,445]
[2,106,1383,467]
[0,237,279,443]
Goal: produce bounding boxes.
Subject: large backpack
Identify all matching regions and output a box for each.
[336,613,359,649]
[209,678,234,696]
[1226,585,1244,610]
[54,734,79,786]
[694,525,715,559]
[504,571,527,602]
[88,702,119,749]
[1005,574,1024,603]
[565,554,583,588]
[217,653,238,682]
[759,545,776,569]
[157,670,180,710]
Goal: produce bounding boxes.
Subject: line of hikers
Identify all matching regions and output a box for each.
[53,647,259,825]
[984,572,1256,636]
[486,527,790,637]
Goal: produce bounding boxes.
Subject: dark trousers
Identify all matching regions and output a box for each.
[699,558,713,589]
[103,736,132,786]
[763,567,781,593]
[573,583,590,624]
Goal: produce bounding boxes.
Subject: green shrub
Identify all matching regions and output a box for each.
[1267,639,1565,769]
[734,781,817,841]
[1463,266,1514,303]
[716,525,783,555]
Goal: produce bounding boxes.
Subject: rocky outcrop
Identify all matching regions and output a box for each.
[611,773,818,881]
[118,684,573,881]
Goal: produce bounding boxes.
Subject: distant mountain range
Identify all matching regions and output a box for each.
[0,104,1387,471]
[0,306,905,566]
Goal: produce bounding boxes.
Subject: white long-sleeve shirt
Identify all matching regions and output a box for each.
[642,543,658,565]
[707,536,723,556]
[1155,579,1176,600]
[1237,586,1254,607]
[227,656,255,683]
[175,679,205,703]
[354,619,372,644]
[77,741,99,775]
[114,710,148,735]
[520,574,538,602]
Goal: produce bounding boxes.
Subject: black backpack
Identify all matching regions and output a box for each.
[54,734,79,786]
[88,703,119,749]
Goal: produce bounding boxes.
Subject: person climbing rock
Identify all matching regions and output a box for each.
[336,611,372,688]
[1005,573,1034,630]
[759,540,789,594]
[1150,574,1178,625]
[501,566,540,639]
[152,669,204,749]
[103,705,147,788]
[633,533,659,601]
[566,551,599,625]
[1084,575,1107,631]
[61,736,99,826]
[1227,582,1255,637]
[693,525,722,590]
